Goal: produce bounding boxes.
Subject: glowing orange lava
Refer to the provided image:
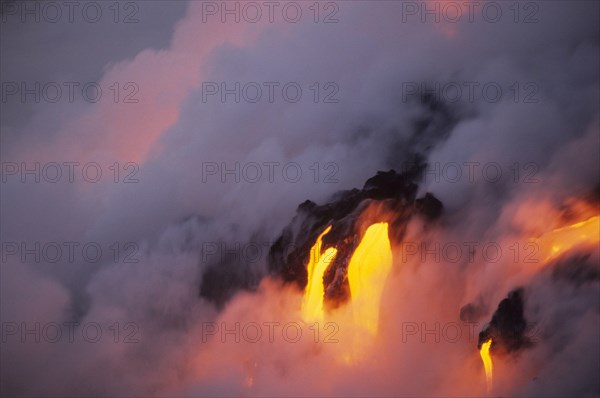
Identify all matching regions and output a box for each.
[534,215,599,263]
[479,339,493,394]
[347,222,393,335]
[301,222,393,337]
[301,225,338,322]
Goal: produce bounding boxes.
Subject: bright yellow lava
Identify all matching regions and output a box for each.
[479,339,493,394]
[347,222,393,336]
[301,222,393,338]
[535,215,599,262]
[301,225,338,322]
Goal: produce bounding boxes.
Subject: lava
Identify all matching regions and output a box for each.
[301,222,393,337]
[301,225,338,322]
[534,215,599,263]
[479,339,493,394]
[347,222,393,335]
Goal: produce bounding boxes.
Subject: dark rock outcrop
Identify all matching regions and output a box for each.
[268,165,443,309]
[477,288,533,353]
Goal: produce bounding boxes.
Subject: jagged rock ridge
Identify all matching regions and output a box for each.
[268,165,443,309]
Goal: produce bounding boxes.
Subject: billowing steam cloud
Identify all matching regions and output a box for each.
[1,1,598,397]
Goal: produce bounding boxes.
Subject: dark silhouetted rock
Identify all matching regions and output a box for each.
[268,166,443,310]
[478,288,533,353]
[415,193,443,221]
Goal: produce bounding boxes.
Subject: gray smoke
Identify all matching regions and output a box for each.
[1,1,598,396]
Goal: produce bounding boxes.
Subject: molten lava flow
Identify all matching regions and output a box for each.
[534,215,599,263]
[347,222,393,336]
[301,222,393,338]
[301,225,338,322]
[479,339,493,394]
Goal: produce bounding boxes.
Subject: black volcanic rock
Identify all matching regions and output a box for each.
[478,288,533,353]
[200,94,458,308]
[415,193,443,221]
[268,166,443,310]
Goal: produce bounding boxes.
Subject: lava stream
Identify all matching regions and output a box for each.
[480,339,493,394]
